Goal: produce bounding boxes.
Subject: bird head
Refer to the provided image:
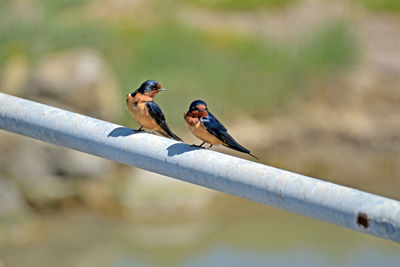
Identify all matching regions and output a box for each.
[184,100,209,118]
[131,80,165,98]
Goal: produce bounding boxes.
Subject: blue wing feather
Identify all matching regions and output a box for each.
[145,101,181,141]
[201,113,227,132]
[202,113,249,154]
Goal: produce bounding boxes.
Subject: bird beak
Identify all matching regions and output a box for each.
[158,88,166,92]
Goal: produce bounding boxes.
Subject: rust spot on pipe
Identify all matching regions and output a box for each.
[357,212,369,229]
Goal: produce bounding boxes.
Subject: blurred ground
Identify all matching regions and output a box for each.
[0,0,400,266]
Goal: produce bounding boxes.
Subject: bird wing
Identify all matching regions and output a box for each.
[145,101,181,141]
[201,113,249,154]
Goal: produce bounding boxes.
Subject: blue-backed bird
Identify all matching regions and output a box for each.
[184,100,259,160]
[126,80,181,141]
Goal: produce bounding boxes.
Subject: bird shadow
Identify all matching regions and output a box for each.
[107,127,137,137]
[167,143,203,157]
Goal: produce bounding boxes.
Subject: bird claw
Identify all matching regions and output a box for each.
[190,144,205,148]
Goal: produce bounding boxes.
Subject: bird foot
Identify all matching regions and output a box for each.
[190,144,205,148]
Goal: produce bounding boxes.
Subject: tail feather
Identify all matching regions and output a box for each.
[222,132,259,160]
[160,125,182,141]
[248,153,260,160]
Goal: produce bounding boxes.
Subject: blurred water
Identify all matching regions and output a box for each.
[186,246,400,267]
[1,197,399,267]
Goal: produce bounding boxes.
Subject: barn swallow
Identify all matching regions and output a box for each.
[126,80,181,141]
[184,100,259,160]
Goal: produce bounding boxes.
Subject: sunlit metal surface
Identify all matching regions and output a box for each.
[0,92,399,242]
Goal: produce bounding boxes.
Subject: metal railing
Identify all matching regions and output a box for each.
[0,92,399,242]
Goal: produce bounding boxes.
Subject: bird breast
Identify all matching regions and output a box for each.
[126,94,160,130]
[187,118,223,145]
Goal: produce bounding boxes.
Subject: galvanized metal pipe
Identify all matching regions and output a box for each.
[0,92,399,242]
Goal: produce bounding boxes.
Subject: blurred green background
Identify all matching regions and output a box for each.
[0,0,399,266]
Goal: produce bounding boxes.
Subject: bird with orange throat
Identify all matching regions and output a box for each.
[126,80,181,141]
[184,100,258,159]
